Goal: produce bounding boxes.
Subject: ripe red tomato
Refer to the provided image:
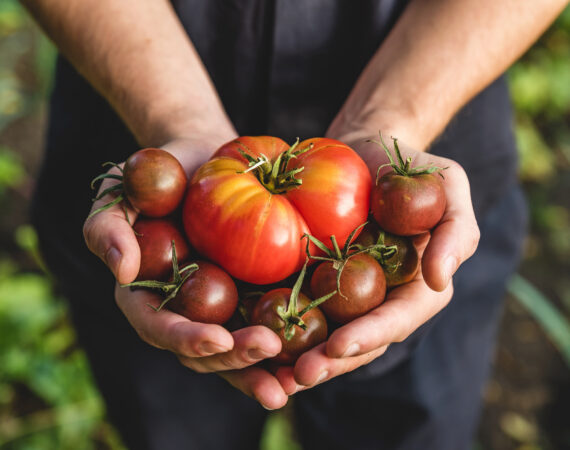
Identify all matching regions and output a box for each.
[310,253,386,323]
[133,218,190,281]
[250,288,328,365]
[183,136,371,284]
[123,148,187,217]
[168,261,238,325]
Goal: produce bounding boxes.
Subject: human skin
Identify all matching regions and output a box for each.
[22,0,569,409]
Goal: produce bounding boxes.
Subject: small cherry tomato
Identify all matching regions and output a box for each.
[251,288,328,365]
[356,223,419,288]
[123,148,187,217]
[370,136,445,236]
[311,253,386,324]
[133,218,190,281]
[168,261,239,325]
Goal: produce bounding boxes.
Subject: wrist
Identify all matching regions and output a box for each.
[131,102,237,150]
[327,102,433,152]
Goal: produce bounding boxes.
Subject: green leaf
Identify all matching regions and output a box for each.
[508,274,570,368]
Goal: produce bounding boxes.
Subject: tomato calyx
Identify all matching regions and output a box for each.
[303,222,388,299]
[368,133,447,184]
[121,240,199,312]
[237,139,313,194]
[277,260,336,341]
[353,229,400,273]
[88,161,133,223]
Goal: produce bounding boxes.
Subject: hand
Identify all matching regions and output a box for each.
[115,283,288,409]
[275,132,479,393]
[83,135,289,410]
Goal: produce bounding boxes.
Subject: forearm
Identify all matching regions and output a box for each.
[22,0,236,151]
[329,0,568,154]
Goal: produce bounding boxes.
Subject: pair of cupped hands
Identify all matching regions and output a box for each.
[83,129,480,410]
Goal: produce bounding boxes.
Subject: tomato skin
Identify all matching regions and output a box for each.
[168,261,238,325]
[355,223,419,288]
[380,233,419,287]
[123,148,187,217]
[133,218,190,281]
[371,173,445,236]
[310,253,386,324]
[251,288,328,365]
[183,136,371,284]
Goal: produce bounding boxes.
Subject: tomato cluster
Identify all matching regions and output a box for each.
[91,134,446,364]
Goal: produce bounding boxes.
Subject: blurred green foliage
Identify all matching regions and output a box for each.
[510,7,570,182]
[0,255,124,449]
[0,1,568,449]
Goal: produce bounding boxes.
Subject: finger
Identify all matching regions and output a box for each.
[178,326,282,372]
[219,367,289,410]
[115,284,234,357]
[325,276,454,359]
[421,160,480,291]
[83,166,140,284]
[290,342,387,388]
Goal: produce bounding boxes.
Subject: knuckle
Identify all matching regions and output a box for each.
[186,361,209,374]
[390,309,412,343]
[82,218,98,253]
[135,326,158,349]
[465,222,481,258]
[217,355,236,370]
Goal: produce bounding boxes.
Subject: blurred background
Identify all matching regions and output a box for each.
[0,2,569,449]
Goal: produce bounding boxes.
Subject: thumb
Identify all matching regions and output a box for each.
[83,207,140,284]
[83,171,140,284]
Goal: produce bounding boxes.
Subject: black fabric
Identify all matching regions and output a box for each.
[30,1,525,449]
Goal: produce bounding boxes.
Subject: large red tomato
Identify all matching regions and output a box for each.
[183,136,371,284]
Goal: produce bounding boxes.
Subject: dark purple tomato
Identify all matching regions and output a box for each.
[123,148,187,217]
[133,218,190,281]
[251,288,328,365]
[381,233,419,287]
[168,261,238,324]
[355,223,419,288]
[371,172,445,236]
[310,253,386,324]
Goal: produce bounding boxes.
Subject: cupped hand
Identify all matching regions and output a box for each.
[83,135,289,410]
[341,133,480,292]
[115,283,288,409]
[83,136,226,285]
[276,234,453,393]
[273,131,479,393]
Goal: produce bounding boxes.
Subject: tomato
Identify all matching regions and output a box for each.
[123,148,187,217]
[183,136,371,284]
[251,288,328,365]
[371,173,445,236]
[356,223,419,288]
[310,253,386,323]
[133,218,190,281]
[167,261,239,325]
[370,136,446,236]
[90,148,187,220]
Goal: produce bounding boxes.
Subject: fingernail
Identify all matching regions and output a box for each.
[247,348,274,360]
[341,343,360,358]
[200,342,231,355]
[315,371,329,384]
[293,384,305,394]
[105,247,122,276]
[261,404,275,411]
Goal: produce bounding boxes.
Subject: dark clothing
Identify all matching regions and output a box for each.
[31,1,526,449]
